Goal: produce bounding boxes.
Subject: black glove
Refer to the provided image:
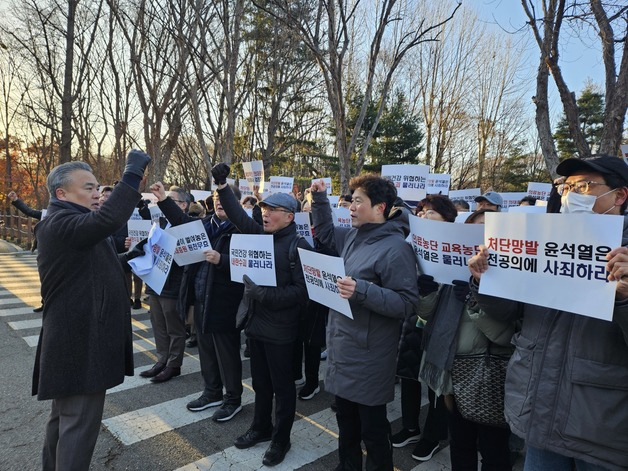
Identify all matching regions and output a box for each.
[417,274,439,296]
[123,238,148,262]
[211,162,231,186]
[124,149,152,178]
[243,274,266,301]
[452,279,471,303]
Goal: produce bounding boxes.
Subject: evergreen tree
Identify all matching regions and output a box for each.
[554,85,605,159]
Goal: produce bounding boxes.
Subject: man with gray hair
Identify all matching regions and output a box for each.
[33,151,151,471]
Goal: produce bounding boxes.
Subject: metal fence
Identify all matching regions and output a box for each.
[0,210,35,250]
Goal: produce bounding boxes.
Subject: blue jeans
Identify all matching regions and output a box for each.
[524,446,612,471]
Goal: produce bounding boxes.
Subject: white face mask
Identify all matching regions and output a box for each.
[560,189,616,214]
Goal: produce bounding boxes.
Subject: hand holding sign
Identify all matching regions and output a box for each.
[204,249,221,265]
[606,246,628,299]
[468,245,490,281]
[337,276,356,299]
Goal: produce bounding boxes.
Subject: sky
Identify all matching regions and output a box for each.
[470,0,606,96]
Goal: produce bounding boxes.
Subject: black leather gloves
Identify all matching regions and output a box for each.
[124,149,152,177]
[243,274,266,301]
[452,279,471,303]
[123,238,148,262]
[417,274,439,296]
[211,162,230,186]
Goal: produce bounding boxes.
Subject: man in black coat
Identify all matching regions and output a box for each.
[149,181,245,422]
[33,151,151,471]
[212,162,310,467]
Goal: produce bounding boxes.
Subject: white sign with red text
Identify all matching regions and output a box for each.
[298,248,353,319]
[165,220,212,266]
[229,234,276,286]
[381,164,429,201]
[409,215,484,284]
[479,212,622,321]
[242,161,265,193]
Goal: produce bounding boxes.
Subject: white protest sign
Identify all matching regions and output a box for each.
[190,190,213,203]
[298,248,353,319]
[294,212,314,247]
[381,164,429,201]
[427,174,451,195]
[269,176,294,194]
[449,188,482,211]
[527,182,553,201]
[332,207,352,228]
[229,234,276,286]
[500,192,528,211]
[311,177,332,195]
[40,209,47,219]
[242,160,265,192]
[129,208,143,221]
[409,215,484,284]
[127,219,153,249]
[479,212,622,321]
[129,223,178,295]
[508,205,546,214]
[165,220,212,266]
[239,179,253,197]
[328,195,340,209]
[148,204,164,224]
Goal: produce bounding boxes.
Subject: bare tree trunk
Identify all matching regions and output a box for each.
[59,0,78,163]
[590,0,628,156]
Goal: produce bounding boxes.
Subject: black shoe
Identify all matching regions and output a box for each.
[132,299,142,309]
[186,395,223,412]
[411,440,440,461]
[262,441,291,467]
[150,366,181,383]
[139,362,165,378]
[391,428,421,448]
[212,404,242,422]
[243,345,250,358]
[330,399,338,412]
[186,336,197,348]
[234,428,272,449]
[298,383,320,400]
[33,305,44,313]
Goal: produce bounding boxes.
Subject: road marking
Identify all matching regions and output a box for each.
[174,397,404,471]
[103,381,256,445]
[10,317,154,331]
[0,306,40,317]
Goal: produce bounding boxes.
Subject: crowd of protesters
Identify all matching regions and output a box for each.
[10,153,628,471]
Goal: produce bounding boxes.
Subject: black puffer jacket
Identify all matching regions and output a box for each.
[218,185,311,344]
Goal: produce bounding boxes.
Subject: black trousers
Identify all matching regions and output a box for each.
[448,405,511,471]
[292,339,322,386]
[249,338,296,445]
[335,395,393,471]
[197,328,243,406]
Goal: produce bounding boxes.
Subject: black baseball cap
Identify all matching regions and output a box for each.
[557,155,628,186]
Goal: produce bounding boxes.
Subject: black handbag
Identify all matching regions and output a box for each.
[450,344,510,428]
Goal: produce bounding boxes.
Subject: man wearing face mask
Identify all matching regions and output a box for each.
[467,155,628,471]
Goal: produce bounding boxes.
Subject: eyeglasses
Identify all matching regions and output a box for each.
[557,180,607,196]
[171,199,186,203]
[261,206,291,214]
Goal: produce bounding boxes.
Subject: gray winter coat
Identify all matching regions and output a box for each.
[470,215,628,471]
[311,191,419,406]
